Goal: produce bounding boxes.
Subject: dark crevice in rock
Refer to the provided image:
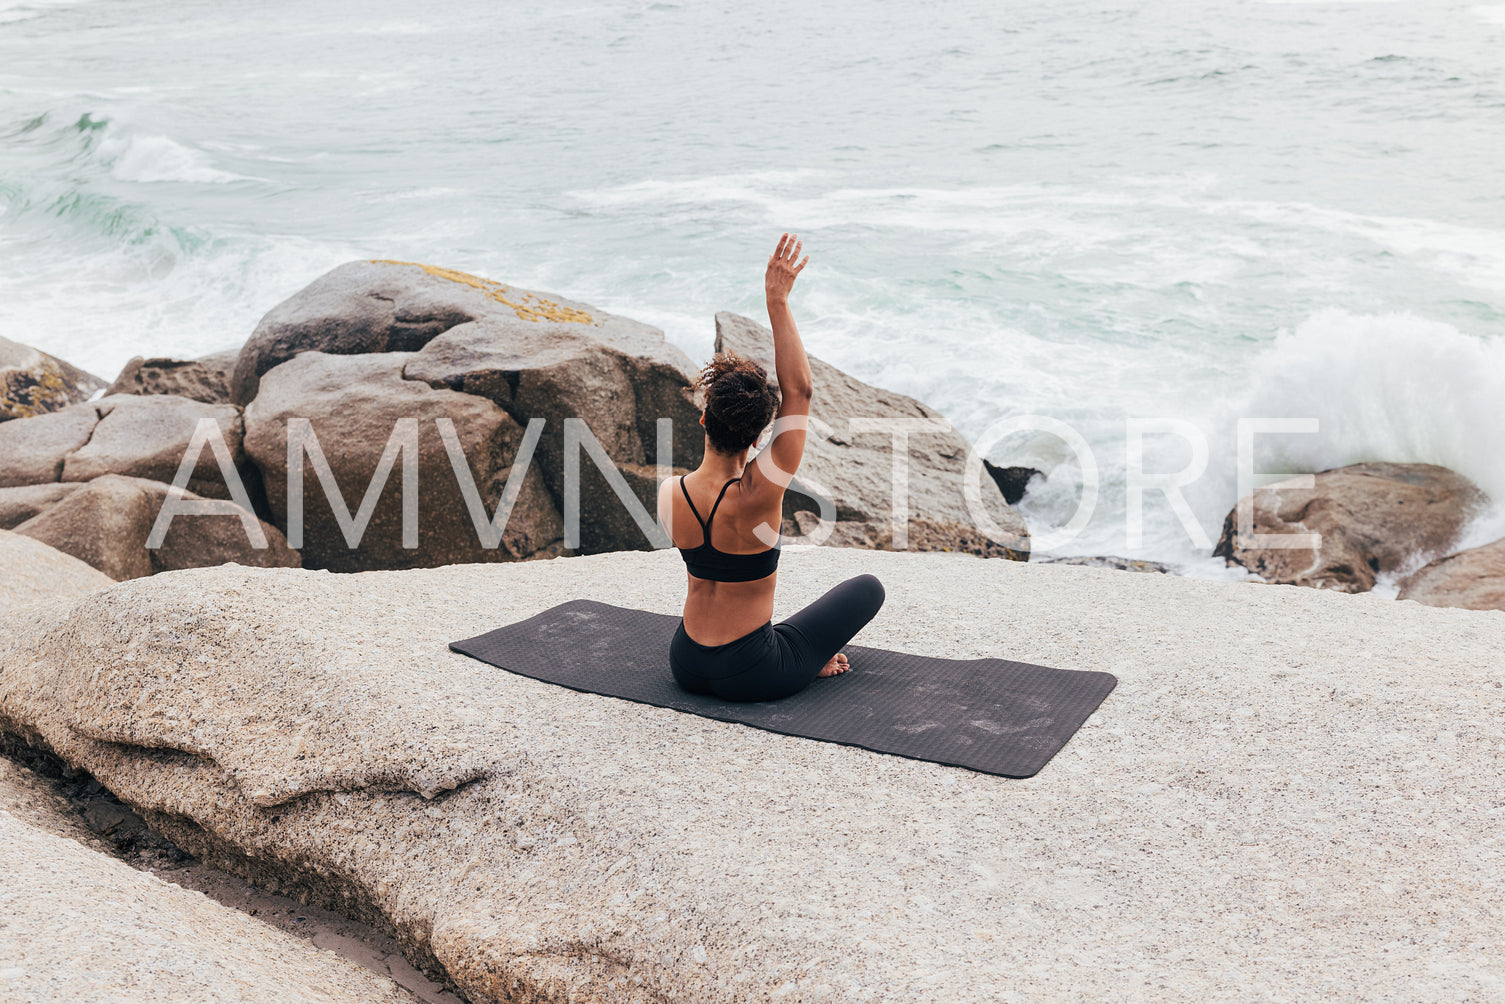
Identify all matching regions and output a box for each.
[236,454,277,526]
[0,732,192,868]
[389,312,475,353]
[0,728,468,1003]
[52,403,107,481]
[89,735,492,809]
[140,802,469,1002]
[64,724,493,809]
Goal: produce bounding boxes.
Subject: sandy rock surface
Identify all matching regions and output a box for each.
[716,311,1029,558]
[1,547,1500,1002]
[1213,462,1487,592]
[0,529,114,613]
[0,766,419,1003]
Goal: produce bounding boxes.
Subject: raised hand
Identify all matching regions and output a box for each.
[765,232,809,304]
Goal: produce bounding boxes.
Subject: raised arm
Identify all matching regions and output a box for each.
[748,233,814,496]
[767,233,813,398]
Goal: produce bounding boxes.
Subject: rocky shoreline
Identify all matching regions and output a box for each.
[1,261,1502,1002]
[2,258,1499,607]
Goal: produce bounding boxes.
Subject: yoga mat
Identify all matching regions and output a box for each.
[450,599,1117,779]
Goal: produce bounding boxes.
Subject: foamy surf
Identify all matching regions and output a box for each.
[97,127,257,185]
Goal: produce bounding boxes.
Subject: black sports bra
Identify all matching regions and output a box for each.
[676,476,781,582]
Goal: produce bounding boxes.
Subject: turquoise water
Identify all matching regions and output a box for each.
[2,0,1503,568]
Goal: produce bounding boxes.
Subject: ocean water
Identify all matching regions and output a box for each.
[2,0,1502,572]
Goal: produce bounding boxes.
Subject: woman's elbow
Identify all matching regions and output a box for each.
[784,379,814,401]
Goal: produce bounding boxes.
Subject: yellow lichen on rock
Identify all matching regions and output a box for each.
[2,361,70,421]
[372,260,594,324]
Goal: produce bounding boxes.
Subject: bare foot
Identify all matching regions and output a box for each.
[817,652,850,678]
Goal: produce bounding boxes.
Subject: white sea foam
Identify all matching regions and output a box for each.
[1472,5,1505,25]
[1204,199,1505,296]
[985,308,1505,567]
[0,235,358,382]
[96,127,252,184]
[574,175,1505,299]
[1234,309,1505,504]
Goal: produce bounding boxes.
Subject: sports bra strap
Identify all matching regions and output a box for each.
[678,475,705,529]
[704,477,739,529]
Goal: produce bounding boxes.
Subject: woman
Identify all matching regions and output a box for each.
[658,233,886,702]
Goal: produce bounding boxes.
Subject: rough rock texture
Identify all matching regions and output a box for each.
[233,259,700,424]
[0,335,106,423]
[106,348,239,404]
[0,774,418,1002]
[243,351,563,572]
[13,474,298,581]
[0,404,99,487]
[61,394,247,499]
[403,298,705,554]
[0,741,461,1002]
[234,259,706,561]
[0,483,85,530]
[1398,536,1505,612]
[0,394,251,500]
[233,261,471,405]
[0,529,114,614]
[716,311,1029,559]
[1212,462,1488,592]
[2,548,1499,1002]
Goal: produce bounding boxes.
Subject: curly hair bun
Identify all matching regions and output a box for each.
[694,350,780,456]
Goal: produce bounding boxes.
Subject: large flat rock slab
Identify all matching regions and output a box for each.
[1,549,1501,1002]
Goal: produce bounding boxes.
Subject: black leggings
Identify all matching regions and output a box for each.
[670,574,886,702]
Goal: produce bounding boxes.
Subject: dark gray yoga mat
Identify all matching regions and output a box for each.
[450,599,1116,779]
